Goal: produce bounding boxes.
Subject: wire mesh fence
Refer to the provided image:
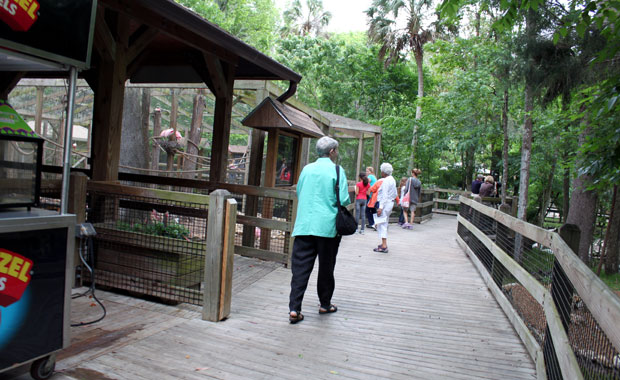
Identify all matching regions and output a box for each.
[233,193,293,258]
[86,188,208,305]
[458,200,620,380]
[118,175,295,265]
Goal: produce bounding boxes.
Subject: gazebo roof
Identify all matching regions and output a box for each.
[15,0,301,85]
[315,109,381,137]
[242,97,324,138]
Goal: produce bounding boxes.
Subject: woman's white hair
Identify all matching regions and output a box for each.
[380,162,393,175]
[316,136,339,157]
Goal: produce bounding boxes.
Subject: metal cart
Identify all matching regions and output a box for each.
[0,209,75,379]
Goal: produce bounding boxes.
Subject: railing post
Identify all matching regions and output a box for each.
[554,224,579,329]
[69,172,88,287]
[286,195,298,268]
[542,223,580,379]
[203,189,236,322]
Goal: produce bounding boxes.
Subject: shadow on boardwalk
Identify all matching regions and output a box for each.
[2,215,536,380]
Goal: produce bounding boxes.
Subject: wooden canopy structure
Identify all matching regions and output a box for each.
[2,0,302,183]
[234,81,383,180]
[242,97,324,187]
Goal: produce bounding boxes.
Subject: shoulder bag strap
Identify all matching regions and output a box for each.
[334,164,341,207]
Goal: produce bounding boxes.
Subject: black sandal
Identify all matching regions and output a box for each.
[319,304,338,314]
[289,311,304,324]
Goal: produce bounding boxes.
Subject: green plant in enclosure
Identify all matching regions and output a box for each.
[116,210,190,240]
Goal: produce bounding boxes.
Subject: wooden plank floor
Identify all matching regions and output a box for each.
[1,214,536,380]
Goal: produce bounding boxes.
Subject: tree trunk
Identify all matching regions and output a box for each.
[538,156,557,227]
[566,126,598,265]
[517,81,534,221]
[562,163,570,222]
[170,89,178,132]
[604,186,620,275]
[183,90,206,179]
[120,87,148,173]
[150,108,162,173]
[501,89,509,205]
[408,50,424,171]
[464,144,475,191]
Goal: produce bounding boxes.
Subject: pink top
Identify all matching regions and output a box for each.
[356,181,370,200]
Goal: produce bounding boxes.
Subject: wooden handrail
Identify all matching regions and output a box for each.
[457,197,620,379]
[88,181,210,205]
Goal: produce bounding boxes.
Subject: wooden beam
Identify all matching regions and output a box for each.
[0,72,25,99]
[208,61,235,183]
[94,7,116,62]
[90,11,130,181]
[127,25,159,63]
[203,53,230,99]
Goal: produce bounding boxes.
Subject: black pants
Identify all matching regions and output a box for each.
[289,235,342,312]
[366,204,375,226]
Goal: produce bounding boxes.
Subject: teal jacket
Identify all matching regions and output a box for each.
[292,157,351,238]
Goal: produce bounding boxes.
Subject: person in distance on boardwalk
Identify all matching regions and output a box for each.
[398,177,408,226]
[355,172,370,234]
[471,174,484,197]
[365,166,378,228]
[373,163,397,253]
[402,168,422,230]
[288,136,350,324]
[479,175,496,198]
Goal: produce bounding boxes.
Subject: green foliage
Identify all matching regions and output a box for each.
[280,0,332,37]
[174,0,280,53]
[116,220,190,239]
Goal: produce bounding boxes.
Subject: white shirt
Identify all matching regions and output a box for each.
[377,175,397,208]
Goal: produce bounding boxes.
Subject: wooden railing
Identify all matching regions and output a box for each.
[84,181,236,322]
[117,173,296,265]
[457,196,620,379]
[433,188,516,216]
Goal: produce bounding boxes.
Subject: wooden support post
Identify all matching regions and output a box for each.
[286,196,298,268]
[34,86,44,135]
[300,137,310,169]
[151,108,161,173]
[260,130,278,250]
[242,83,267,247]
[203,189,236,322]
[90,11,130,181]
[219,197,237,320]
[69,172,88,287]
[207,58,235,183]
[372,133,381,172]
[356,136,363,175]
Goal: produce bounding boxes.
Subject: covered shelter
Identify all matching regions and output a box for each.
[242,97,324,188]
[2,0,302,183]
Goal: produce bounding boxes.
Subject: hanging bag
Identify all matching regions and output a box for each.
[334,165,357,236]
[401,178,411,208]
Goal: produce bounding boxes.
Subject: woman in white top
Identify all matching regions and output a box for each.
[373,163,397,253]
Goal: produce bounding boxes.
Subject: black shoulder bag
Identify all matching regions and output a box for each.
[334,164,357,236]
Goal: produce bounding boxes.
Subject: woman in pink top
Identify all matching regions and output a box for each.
[355,173,370,234]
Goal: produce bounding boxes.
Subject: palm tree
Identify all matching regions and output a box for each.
[281,0,332,37]
[366,0,433,170]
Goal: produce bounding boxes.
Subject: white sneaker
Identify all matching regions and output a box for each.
[360,229,365,235]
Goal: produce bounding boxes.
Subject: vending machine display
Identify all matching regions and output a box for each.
[0,210,74,378]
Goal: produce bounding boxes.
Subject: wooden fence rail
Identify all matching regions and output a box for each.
[83,181,237,321]
[432,188,516,216]
[457,196,620,379]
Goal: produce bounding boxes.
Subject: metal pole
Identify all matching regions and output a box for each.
[60,66,78,215]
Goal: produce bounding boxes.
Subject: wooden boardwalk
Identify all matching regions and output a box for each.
[2,214,536,380]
